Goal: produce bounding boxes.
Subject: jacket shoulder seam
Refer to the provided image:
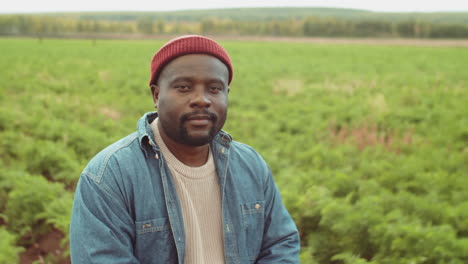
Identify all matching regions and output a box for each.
[95,133,139,183]
[81,171,99,183]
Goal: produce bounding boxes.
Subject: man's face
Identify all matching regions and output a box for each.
[152,54,229,147]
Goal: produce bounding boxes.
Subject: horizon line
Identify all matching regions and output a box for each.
[1,6,467,15]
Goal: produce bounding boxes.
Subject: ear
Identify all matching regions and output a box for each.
[150,84,160,107]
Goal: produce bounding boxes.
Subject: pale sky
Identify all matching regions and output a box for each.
[1,0,468,14]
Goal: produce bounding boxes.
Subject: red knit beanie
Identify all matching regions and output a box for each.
[149,35,233,86]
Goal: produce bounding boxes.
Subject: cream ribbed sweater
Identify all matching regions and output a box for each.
[152,119,225,264]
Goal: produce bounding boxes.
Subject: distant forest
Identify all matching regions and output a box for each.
[1,7,468,38]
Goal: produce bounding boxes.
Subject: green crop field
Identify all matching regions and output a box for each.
[1,37,467,263]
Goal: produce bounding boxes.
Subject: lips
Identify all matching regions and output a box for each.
[187,115,212,121]
[184,114,214,126]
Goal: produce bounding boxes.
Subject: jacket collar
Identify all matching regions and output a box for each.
[137,111,232,158]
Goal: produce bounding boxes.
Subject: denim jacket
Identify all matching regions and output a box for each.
[70,112,300,263]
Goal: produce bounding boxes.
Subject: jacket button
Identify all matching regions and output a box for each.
[154,153,159,160]
[255,203,261,209]
[221,147,225,153]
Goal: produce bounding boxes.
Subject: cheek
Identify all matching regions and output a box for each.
[157,101,176,123]
[158,95,178,114]
[219,98,229,114]
[214,98,228,120]
[214,94,228,108]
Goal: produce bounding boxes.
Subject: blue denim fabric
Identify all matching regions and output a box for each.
[70,112,300,264]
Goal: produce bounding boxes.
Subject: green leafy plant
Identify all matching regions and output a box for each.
[0,227,23,263]
[4,173,67,246]
[1,38,467,263]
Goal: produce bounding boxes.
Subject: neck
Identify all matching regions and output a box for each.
[157,122,209,167]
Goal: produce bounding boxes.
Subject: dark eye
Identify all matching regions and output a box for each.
[209,86,223,93]
[175,85,190,92]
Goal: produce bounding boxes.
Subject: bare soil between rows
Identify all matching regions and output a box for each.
[19,229,70,264]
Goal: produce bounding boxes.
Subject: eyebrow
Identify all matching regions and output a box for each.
[169,76,226,85]
[169,77,192,84]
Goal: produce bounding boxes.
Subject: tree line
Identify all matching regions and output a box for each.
[1,14,468,38]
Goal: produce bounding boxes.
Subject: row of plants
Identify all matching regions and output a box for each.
[0,38,467,263]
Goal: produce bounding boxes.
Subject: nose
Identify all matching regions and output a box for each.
[189,86,211,108]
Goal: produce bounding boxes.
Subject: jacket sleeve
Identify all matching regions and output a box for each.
[256,167,300,263]
[70,171,140,264]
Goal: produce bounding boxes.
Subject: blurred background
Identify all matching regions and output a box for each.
[1,1,467,263]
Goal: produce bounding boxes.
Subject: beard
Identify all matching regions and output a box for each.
[161,110,226,147]
[179,125,216,146]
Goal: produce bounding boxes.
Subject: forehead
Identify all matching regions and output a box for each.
[159,54,229,83]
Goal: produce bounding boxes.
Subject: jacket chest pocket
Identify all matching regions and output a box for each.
[241,201,265,261]
[134,217,177,264]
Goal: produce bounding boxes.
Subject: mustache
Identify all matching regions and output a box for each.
[180,110,217,122]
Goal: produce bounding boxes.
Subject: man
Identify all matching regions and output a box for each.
[70,35,300,263]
